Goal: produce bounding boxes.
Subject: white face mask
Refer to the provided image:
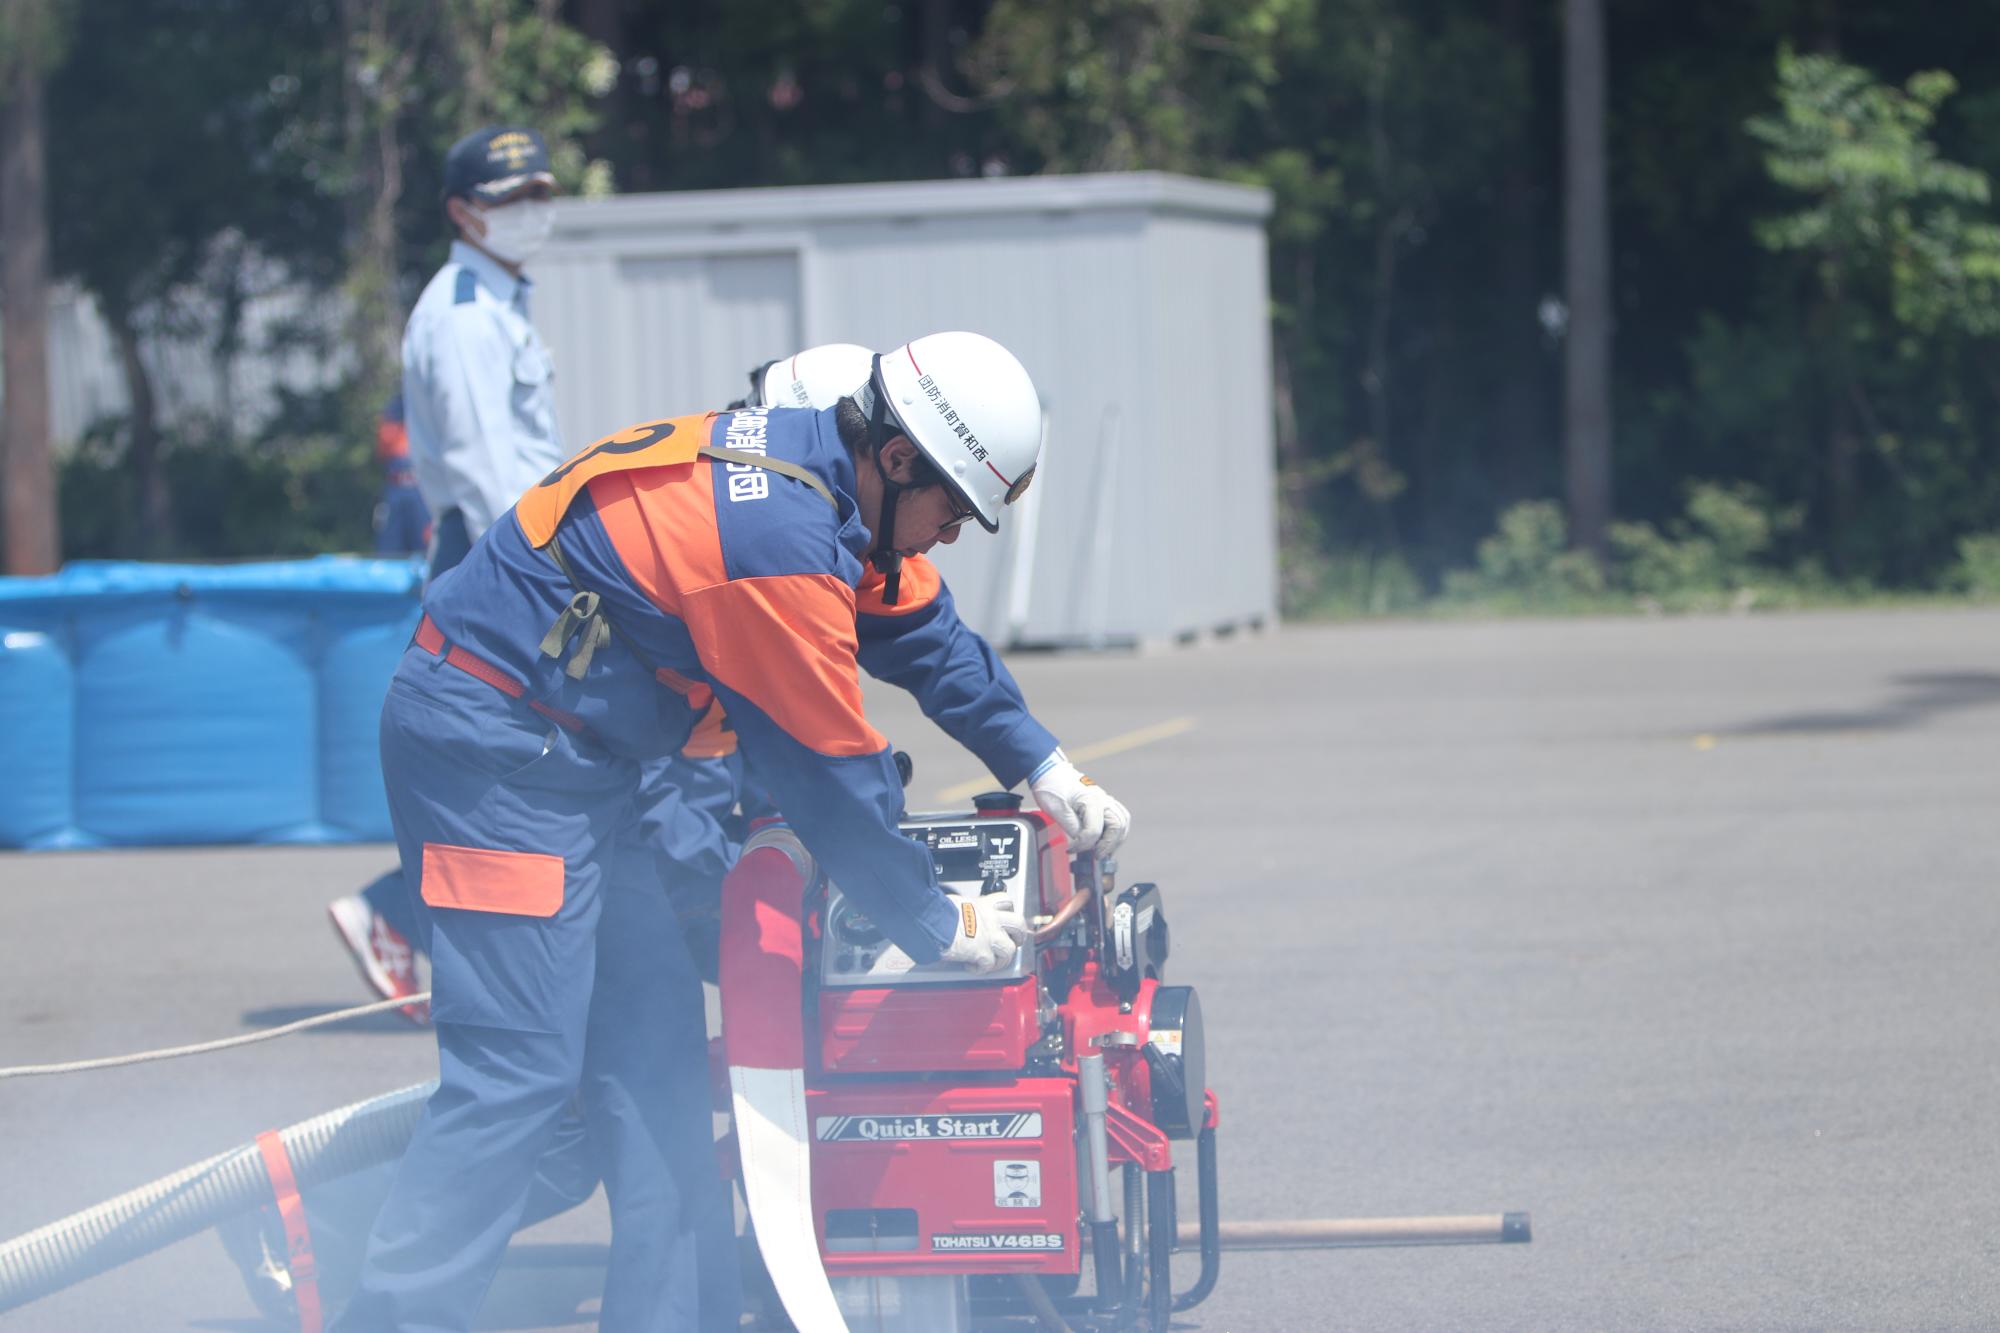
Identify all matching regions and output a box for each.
[476,199,554,265]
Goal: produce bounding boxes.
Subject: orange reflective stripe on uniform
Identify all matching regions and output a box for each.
[421,843,565,917]
[515,414,712,548]
[590,455,729,619]
[680,574,887,758]
[682,697,738,759]
[856,554,941,617]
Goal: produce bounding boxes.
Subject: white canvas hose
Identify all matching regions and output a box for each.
[719,825,848,1333]
[0,1081,433,1314]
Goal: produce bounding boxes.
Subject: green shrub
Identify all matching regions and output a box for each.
[1441,500,1606,610]
[1287,548,1426,618]
[1607,481,1798,609]
[59,389,378,562]
[1950,533,2000,598]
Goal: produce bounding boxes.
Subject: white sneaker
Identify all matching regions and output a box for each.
[327,893,428,1024]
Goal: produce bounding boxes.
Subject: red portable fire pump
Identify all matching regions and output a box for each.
[718,791,1214,1332]
[0,785,1525,1329]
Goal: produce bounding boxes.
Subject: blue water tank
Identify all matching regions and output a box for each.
[0,557,422,849]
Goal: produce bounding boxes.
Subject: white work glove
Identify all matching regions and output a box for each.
[1029,748,1131,855]
[939,894,1030,973]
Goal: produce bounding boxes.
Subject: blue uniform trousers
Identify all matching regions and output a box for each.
[334,655,738,1332]
[582,841,741,1328]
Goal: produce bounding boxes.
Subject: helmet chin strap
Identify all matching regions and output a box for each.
[857,368,904,606]
[873,482,904,606]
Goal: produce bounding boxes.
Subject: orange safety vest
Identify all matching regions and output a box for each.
[516,413,835,550]
[514,411,836,682]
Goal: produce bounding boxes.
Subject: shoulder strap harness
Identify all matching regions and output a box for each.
[533,438,834,682]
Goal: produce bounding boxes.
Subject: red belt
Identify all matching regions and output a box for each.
[415,614,585,733]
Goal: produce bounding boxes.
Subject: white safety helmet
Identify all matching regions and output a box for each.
[754,343,875,411]
[871,331,1042,533]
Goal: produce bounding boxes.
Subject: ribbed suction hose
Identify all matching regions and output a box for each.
[0,1081,434,1314]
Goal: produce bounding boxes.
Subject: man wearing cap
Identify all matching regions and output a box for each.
[403,124,565,581]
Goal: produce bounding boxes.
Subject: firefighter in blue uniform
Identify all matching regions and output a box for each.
[333,331,1129,1330]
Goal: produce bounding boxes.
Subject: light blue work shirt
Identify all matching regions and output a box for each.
[401,240,565,542]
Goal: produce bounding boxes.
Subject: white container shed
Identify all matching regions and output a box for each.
[534,170,1276,648]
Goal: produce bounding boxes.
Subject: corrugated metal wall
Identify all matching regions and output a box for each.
[533,245,804,445]
[533,172,1275,646]
[1138,212,1279,637]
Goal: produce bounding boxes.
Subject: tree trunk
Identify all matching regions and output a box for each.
[1270,332,1311,609]
[1820,297,1863,572]
[360,82,404,389]
[340,0,408,403]
[108,305,172,554]
[0,42,59,573]
[1563,0,1613,561]
[448,0,503,123]
[1495,0,1549,504]
[575,0,625,174]
[211,236,247,443]
[1361,25,1398,500]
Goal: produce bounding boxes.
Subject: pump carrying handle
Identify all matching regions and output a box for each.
[1070,850,1114,949]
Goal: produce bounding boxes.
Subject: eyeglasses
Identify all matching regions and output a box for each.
[939,489,977,532]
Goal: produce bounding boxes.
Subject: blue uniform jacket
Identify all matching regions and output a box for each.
[418,404,1055,961]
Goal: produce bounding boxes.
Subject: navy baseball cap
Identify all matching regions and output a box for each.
[442,126,556,202]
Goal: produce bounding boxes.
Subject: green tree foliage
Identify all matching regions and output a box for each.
[30,0,2000,596]
[45,0,347,552]
[47,2,346,338]
[1750,48,2000,338]
[594,0,1113,195]
[1271,2,1537,585]
[1646,46,2000,587]
[966,0,1307,174]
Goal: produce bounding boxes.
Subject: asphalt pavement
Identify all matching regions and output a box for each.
[5,607,2000,1331]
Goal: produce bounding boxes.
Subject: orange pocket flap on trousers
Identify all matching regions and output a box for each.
[420,843,565,918]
